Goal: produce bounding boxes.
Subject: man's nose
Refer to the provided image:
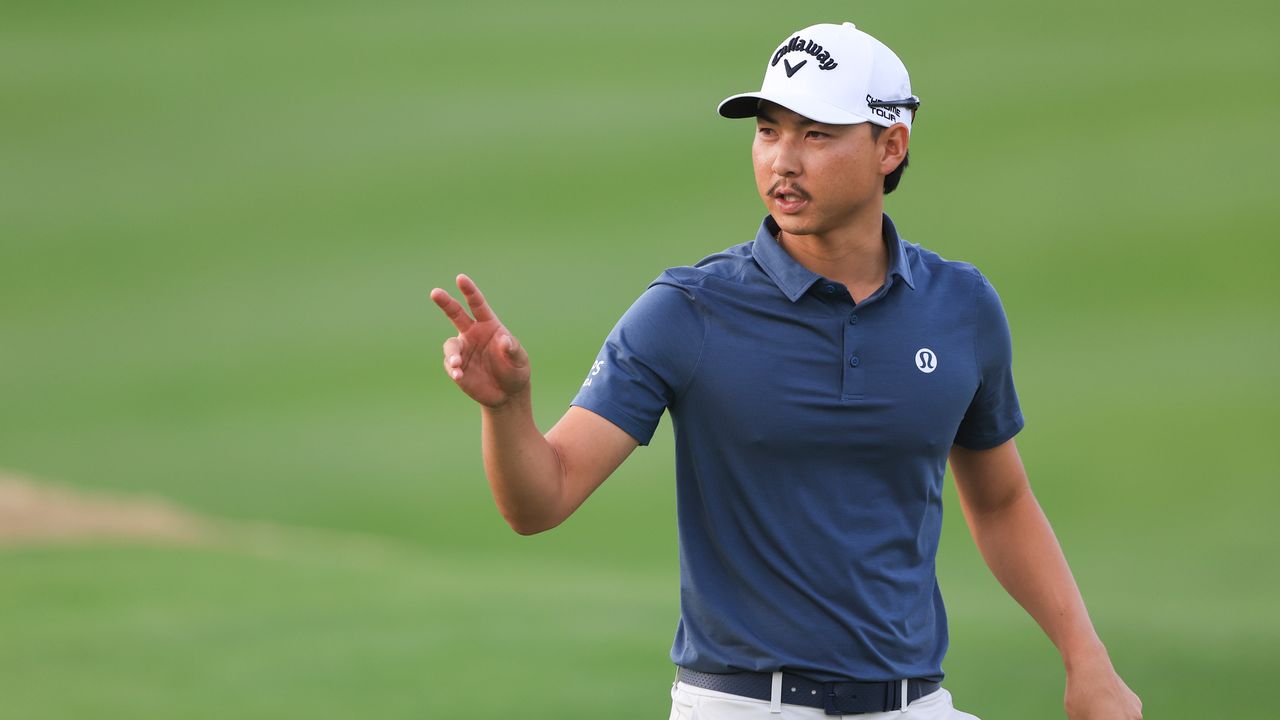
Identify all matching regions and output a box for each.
[771,140,801,177]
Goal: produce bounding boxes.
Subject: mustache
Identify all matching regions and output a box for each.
[768,181,810,199]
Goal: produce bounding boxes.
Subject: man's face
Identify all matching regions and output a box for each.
[752,101,888,237]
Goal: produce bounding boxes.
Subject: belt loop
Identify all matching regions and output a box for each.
[770,671,783,714]
[899,679,908,713]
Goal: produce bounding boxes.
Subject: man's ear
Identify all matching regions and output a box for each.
[879,123,910,175]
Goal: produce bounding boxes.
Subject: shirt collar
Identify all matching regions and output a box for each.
[754,214,916,303]
[881,213,917,291]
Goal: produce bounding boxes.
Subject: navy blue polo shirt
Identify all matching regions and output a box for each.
[570,214,1023,683]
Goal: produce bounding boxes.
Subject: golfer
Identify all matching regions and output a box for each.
[430,21,1141,720]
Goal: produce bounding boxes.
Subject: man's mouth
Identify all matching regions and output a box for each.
[771,184,810,213]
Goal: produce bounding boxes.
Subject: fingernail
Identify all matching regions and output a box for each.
[451,370,461,380]
[449,355,460,366]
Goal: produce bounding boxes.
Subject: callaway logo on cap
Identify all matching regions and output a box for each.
[718,22,920,132]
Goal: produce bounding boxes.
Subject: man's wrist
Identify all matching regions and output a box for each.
[482,388,533,415]
[1061,636,1111,674]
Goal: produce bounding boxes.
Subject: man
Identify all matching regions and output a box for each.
[430,21,1141,720]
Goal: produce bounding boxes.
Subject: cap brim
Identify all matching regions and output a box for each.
[717,91,874,125]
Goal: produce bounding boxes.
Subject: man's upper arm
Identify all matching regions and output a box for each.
[545,406,640,516]
[546,276,704,515]
[949,438,1030,516]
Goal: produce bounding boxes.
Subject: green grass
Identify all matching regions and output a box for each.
[2,0,1279,717]
[0,542,679,719]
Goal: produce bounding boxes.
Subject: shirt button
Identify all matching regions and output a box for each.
[849,355,860,367]
[848,314,858,324]
[823,284,836,295]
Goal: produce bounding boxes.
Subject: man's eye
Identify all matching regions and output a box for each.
[757,127,776,137]
[806,130,828,139]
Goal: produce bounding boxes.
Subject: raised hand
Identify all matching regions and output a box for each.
[430,274,531,408]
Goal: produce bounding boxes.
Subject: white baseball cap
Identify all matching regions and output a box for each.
[718,22,919,132]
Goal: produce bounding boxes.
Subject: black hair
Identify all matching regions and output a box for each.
[867,124,909,195]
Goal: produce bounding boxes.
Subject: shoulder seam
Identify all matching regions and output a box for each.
[673,285,708,401]
[919,254,983,276]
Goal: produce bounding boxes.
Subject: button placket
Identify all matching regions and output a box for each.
[841,308,865,399]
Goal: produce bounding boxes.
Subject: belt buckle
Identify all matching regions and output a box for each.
[821,680,884,715]
[822,681,854,715]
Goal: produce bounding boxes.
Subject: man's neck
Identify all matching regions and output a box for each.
[777,209,889,304]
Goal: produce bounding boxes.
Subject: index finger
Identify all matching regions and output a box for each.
[456,274,497,323]
[430,287,474,333]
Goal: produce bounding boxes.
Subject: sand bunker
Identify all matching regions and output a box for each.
[0,471,416,564]
[0,472,210,546]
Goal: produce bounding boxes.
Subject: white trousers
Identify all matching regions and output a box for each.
[669,680,981,720]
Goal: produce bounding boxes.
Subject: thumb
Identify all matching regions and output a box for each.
[502,333,528,368]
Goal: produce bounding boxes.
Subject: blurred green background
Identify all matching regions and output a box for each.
[2,0,1278,717]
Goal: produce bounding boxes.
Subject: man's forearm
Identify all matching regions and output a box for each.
[965,487,1108,668]
[480,390,567,535]
[952,442,1141,717]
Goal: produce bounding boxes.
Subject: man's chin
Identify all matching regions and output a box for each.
[772,218,817,237]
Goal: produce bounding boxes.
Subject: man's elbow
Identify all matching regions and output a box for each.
[507,518,551,536]
[500,508,565,536]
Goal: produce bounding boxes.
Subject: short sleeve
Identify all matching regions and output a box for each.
[570,276,706,446]
[953,273,1025,450]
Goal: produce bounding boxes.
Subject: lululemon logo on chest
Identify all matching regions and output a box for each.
[915,348,937,374]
